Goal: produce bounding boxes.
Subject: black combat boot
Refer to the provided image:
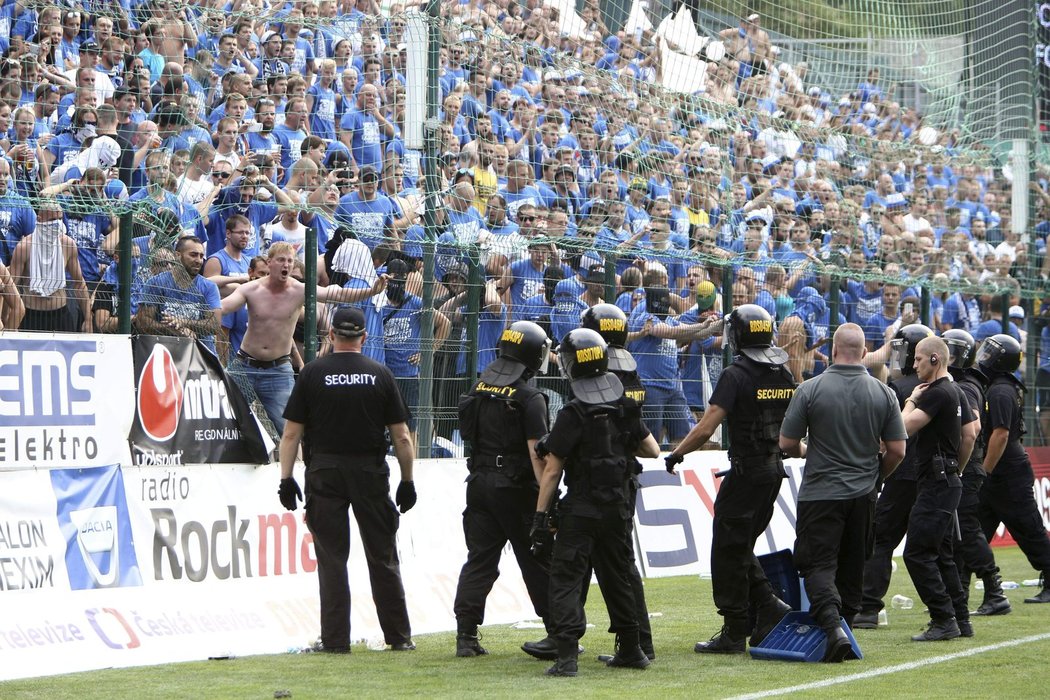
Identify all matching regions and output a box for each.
[974,573,1012,616]
[455,625,488,657]
[545,638,579,677]
[822,625,852,662]
[852,610,880,629]
[522,635,584,660]
[598,634,656,663]
[603,631,651,669]
[750,597,792,646]
[911,618,961,641]
[1024,572,1050,604]
[694,618,747,654]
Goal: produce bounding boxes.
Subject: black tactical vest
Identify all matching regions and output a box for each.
[982,373,1027,465]
[726,357,796,480]
[615,369,646,407]
[458,379,543,480]
[563,398,640,506]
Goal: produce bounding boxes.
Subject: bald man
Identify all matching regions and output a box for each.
[898,335,977,642]
[780,323,907,661]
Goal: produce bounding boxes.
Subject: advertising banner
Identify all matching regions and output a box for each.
[0,459,536,681]
[632,455,803,578]
[0,333,134,470]
[129,337,269,466]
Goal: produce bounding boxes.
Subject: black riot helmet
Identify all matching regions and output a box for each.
[479,320,551,386]
[558,328,624,404]
[942,329,977,369]
[580,303,636,372]
[888,323,934,375]
[724,304,788,365]
[975,333,1022,375]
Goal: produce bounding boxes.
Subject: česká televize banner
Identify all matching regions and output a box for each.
[129,337,269,466]
[0,333,134,471]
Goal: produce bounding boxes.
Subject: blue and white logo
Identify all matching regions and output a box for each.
[0,338,98,426]
[51,465,142,590]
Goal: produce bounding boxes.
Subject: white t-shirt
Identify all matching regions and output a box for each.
[175,174,213,207]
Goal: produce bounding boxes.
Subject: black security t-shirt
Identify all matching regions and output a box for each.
[984,378,1027,465]
[913,376,974,468]
[283,350,410,456]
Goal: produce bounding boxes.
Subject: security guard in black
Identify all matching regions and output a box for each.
[453,321,552,657]
[978,334,1050,603]
[534,328,660,677]
[901,337,975,641]
[280,306,416,653]
[667,305,795,653]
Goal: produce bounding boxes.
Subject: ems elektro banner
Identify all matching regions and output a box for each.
[0,332,134,471]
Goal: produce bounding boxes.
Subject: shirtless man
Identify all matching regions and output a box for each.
[9,201,91,333]
[221,242,388,434]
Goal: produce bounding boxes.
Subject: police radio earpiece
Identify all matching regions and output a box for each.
[930,354,938,365]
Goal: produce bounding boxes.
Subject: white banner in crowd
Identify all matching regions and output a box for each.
[658,37,710,94]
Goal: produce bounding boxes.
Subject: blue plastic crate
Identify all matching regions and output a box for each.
[749,611,863,663]
[757,549,803,611]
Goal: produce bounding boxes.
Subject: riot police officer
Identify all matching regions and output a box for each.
[977,334,1050,604]
[664,304,795,654]
[580,303,654,661]
[454,321,554,657]
[943,330,1010,616]
[855,323,934,629]
[532,329,660,677]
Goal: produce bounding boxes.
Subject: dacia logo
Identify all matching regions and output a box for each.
[576,346,604,363]
[599,318,625,332]
[750,320,772,333]
[501,329,524,344]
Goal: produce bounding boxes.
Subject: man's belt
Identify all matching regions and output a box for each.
[236,350,291,369]
[471,454,527,470]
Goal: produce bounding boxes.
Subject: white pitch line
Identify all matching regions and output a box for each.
[726,632,1050,700]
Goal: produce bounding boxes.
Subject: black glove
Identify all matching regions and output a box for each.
[395,480,417,513]
[534,435,550,459]
[664,452,684,474]
[530,511,553,561]
[278,477,302,511]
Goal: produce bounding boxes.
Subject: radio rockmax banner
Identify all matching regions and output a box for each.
[129,336,270,466]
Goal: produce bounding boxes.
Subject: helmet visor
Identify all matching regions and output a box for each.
[537,336,552,375]
[974,338,1003,370]
[888,338,908,372]
[943,337,972,369]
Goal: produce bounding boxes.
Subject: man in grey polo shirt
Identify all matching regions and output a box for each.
[779,324,907,662]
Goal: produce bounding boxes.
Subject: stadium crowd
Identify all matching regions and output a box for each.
[0,0,1047,444]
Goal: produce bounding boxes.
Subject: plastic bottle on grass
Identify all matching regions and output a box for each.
[891,594,914,610]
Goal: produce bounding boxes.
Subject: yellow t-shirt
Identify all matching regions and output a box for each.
[473,168,498,216]
[686,206,711,228]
